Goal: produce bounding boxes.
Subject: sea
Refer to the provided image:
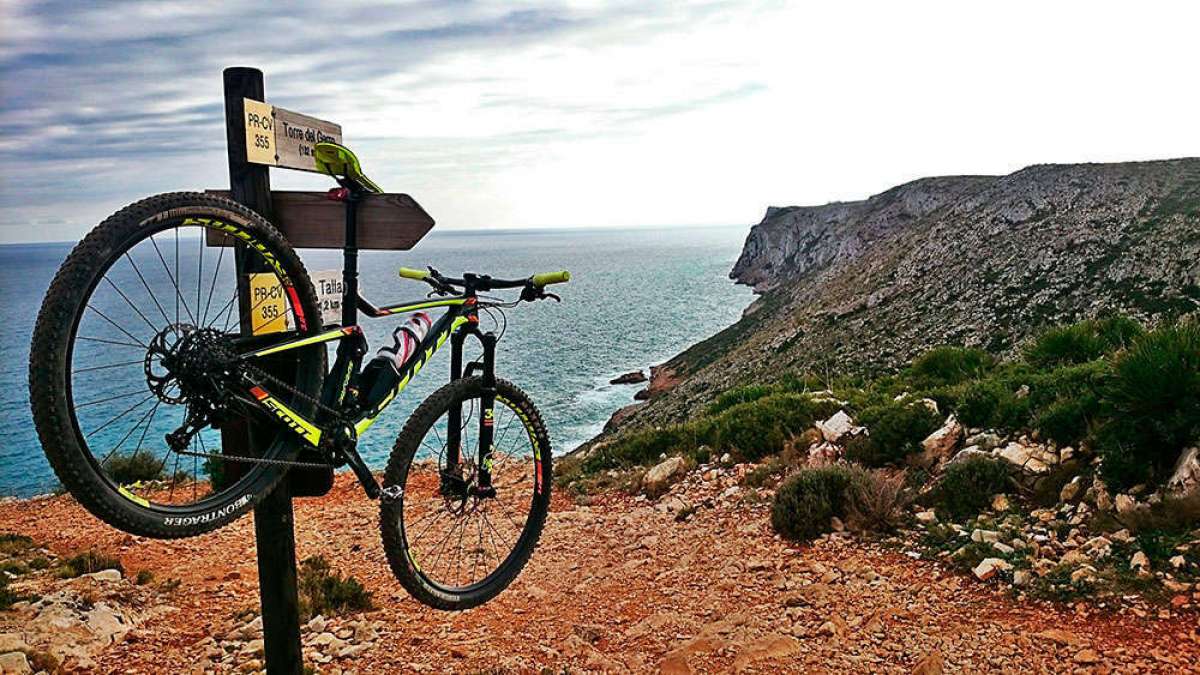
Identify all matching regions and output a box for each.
[0,225,753,497]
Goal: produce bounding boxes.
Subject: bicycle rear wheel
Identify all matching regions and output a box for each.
[380,377,552,610]
[29,192,325,538]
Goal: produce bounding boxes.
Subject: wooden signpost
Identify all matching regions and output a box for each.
[220,66,433,675]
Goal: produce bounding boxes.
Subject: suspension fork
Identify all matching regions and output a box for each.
[447,329,467,472]
[475,331,498,496]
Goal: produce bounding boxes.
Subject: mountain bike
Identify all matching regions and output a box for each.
[29,142,569,609]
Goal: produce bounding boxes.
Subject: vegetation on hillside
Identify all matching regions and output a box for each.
[566,314,1199,496]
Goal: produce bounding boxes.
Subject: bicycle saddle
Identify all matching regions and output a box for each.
[314,142,383,194]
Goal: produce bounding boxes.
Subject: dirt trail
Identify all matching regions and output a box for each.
[1,474,1196,673]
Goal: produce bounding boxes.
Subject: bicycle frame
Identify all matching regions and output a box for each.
[228,186,502,499]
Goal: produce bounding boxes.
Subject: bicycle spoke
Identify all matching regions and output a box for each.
[148,233,196,326]
[201,236,227,327]
[196,230,204,325]
[77,389,149,409]
[99,400,162,466]
[102,276,160,334]
[84,392,155,439]
[123,251,173,329]
[74,358,147,375]
[86,304,147,348]
[77,335,145,349]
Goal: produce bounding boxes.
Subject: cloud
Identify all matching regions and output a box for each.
[2,1,1198,243]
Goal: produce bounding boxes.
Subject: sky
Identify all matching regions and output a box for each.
[1,0,1198,244]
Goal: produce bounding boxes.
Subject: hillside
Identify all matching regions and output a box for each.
[600,158,1200,433]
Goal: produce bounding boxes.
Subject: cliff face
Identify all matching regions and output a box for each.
[601,157,1200,435]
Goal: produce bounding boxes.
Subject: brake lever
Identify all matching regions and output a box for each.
[543,292,561,302]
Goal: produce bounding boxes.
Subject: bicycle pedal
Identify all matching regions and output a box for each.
[379,485,404,502]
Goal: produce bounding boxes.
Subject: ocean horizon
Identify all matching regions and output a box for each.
[0,224,754,497]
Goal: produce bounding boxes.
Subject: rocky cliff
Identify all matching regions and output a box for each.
[600,157,1200,435]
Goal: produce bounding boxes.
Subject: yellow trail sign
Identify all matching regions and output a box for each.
[242,98,342,173]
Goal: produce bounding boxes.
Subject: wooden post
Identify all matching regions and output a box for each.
[223,66,304,675]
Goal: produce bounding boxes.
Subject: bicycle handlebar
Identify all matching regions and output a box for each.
[397,266,571,293]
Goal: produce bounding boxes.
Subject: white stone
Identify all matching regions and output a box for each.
[971,529,1000,544]
[998,442,1050,474]
[642,456,688,496]
[973,558,1012,581]
[1130,551,1150,571]
[1114,494,1137,515]
[915,511,938,525]
[83,569,122,583]
[1167,446,1200,494]
[0,652,32,675]
[815,411,862,444]
[915,415,963,468]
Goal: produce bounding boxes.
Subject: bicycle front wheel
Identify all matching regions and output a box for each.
[380,377,553,610]
[29,192,325,538]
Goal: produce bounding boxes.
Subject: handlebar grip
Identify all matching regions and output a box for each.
[532,270,571,287]
[398,267,430,281]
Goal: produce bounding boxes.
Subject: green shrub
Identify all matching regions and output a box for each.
[706,385,775,415]
[954,378,1031,431]
[850,402,941,467]
[56,550,124,579]
[103,450,165,485]
[135,570,155,585]
[907,347,994,387]
[1024,317,1144,368]
[0,533,34,555]
[930,456,1011,519]
[1034,394,1098,447]
[770,465,856,542]
[297,556,374,620]
[1098,319,1200,490]
[0,575,16,611]
[708,393,838,462]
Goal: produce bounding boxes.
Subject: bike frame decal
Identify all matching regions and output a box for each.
[249,385,322,446]
[497,394,544,495]
[353,315,468,436]
[245,326,353,359]
[377,298,466,314]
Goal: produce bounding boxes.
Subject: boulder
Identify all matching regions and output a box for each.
[998,442,1053,475]
[642,456,688,497]
[1059,476,1085,503]
[944,447,992,469]
[83,569,122,583]
[609,370,647,385]
[1167,446,1200,495]
[913,416,963,468]
[972,558,1011,581]
[0,652,31,675]
[815,411,862,444]
[964,432,1004,451]
[806,442,842,467]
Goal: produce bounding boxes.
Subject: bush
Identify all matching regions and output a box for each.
[298,556,373,620]
[845,468,911,532]
[770,466,855,542]
[1024,317,1144,368]
[1034,394,1098,447]
[850,402,942,467]
[930,456,1011,519]
[0,575,16,611]
[0,533,34,555]
[907,347,994,387]
[103,450,165,485]
[1099,319,1200,489]
[707,393,839,462]
[953,378,1032,431]
[706,385,774,415]
[57,550,124,578]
